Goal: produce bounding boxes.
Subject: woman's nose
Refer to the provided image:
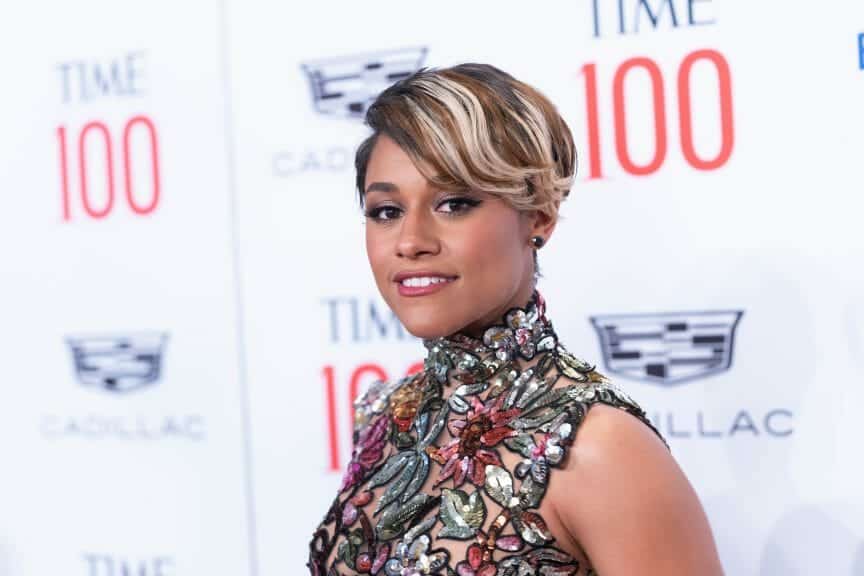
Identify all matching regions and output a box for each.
[396,209,439,259]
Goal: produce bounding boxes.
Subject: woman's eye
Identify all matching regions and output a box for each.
[365,205,402,221]
[438,197,481,214]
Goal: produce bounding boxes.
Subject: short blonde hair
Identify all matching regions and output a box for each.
[354,63,576,223]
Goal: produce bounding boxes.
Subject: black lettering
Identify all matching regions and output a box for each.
[58,62,75,103]
[618,0,626,34]
[161,416,183,437]
[126,51,147,95]
[118,558,147,576]
[687,0,715,25]
[696,411,722,437]
[635,0,679,31]
[322,298,342,342]
[349,298,360,342]
[301,151,320,171]
[729,410,759,436]
[764,409,794,437]
[91,61,120,97]
[591,0,601,37]
[76,61,89,100]
[58,52,147,103]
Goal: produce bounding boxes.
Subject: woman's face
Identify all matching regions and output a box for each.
[363,134,551,340]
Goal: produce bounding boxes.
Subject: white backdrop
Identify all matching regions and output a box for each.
[1,1,863,575]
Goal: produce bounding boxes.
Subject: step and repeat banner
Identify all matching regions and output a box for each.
[1,1,863,575]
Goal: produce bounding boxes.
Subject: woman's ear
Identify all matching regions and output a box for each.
[529,208,558,245]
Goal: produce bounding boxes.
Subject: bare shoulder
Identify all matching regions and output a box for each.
[548,382,725,575]
[570,401,670,464]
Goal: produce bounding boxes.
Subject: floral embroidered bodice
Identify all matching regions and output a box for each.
[308,291,667,576]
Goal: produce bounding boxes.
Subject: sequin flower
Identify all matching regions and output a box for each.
[510,420,573,485]
[429,395,519,487]
[481,296,556,362]
[341,415,390,491]
[384,532,449,575]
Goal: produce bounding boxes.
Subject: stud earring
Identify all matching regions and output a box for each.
[531,236,545,248]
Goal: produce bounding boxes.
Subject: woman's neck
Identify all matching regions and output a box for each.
[454,283,539,340]
[421,289,559,389]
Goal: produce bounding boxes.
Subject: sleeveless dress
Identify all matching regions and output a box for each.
[308,290,668,576]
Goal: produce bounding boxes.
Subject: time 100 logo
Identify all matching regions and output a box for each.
[580,48,734,178]
[57,115,161,221]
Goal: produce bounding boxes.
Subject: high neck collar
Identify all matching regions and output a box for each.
[421,290,559,369]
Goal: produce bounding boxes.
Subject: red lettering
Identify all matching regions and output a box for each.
[582,63,603,179]
[613,57,667,175]
[678,49,734,170]
[580,49,734,178]
[79,121,114,219]
[57,116,161,221]
[123,115,161,215]
[321,361,423,472]
[323,365,340,472]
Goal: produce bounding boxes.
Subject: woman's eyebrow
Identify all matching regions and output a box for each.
[365,181,399,195]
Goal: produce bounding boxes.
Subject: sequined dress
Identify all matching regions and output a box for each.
[308,291,668,576]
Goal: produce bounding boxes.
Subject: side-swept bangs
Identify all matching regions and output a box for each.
[354,63,576,222]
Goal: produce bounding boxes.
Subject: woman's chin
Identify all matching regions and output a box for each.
[399,315,464,341]
[402,323,450,341]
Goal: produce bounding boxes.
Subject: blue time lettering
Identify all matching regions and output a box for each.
[323,297,415,343]
[590,0,716,37]
[858,33,864,70]
[82,554,174,576]
[57,51,147,103]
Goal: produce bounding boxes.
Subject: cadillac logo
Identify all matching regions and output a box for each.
[301,46,428,119]
[66,333,168,393]
[590,311,744,385]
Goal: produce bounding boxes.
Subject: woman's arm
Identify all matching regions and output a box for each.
[549,403,725,575]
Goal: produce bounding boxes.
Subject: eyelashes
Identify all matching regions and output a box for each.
[364,196,482,223]
[365,205,402,221]
[439,197,482,214]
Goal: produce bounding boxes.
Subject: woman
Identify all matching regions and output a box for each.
[308,63,724,575]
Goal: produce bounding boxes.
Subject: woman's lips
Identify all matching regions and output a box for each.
[395,275,458,297]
